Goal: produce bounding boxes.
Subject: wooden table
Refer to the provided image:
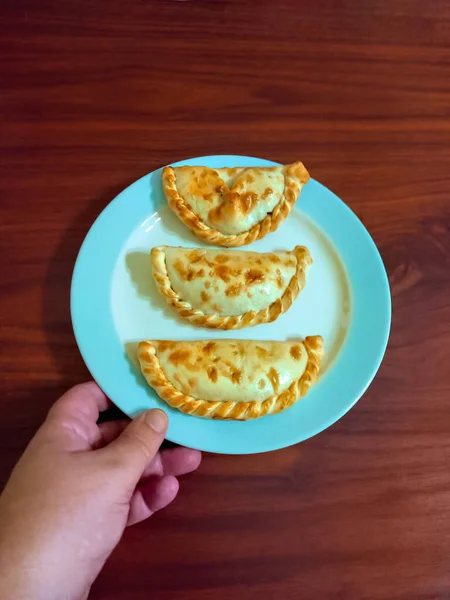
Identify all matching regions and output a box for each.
[1,1,450,598]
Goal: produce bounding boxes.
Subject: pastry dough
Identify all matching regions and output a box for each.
[151,245,312,329]
[162,162,310,247]
[137,337,323,420]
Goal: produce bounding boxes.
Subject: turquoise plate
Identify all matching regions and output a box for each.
[71,155,391,454]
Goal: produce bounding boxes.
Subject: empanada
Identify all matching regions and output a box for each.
[162,162,310,247]
[137,337,323,420]
[151,245,312,329]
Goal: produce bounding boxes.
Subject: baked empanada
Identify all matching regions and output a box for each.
[162,162,310,247]
[151,245,312,329]
[137,337,323,420]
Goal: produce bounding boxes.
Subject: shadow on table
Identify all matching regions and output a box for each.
[41,180,133,421]
[1,183,135,486]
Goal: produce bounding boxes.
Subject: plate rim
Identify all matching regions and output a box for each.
[71,155,391,454]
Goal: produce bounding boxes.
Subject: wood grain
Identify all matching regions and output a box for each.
[1,1,450,598]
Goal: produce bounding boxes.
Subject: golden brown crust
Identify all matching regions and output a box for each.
[151,245,312,330]
[162,162,310,247]
[137,336,324,420]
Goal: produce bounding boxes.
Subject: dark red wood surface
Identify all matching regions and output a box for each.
[1,1,450,598]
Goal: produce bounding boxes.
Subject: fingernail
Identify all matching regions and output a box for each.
[144,409,168,433]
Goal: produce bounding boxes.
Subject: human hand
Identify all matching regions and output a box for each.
[0,382,201,600]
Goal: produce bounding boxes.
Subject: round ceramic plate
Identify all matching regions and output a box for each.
[71,155,391,454]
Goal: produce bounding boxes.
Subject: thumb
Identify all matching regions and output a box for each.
[104,409,168,481]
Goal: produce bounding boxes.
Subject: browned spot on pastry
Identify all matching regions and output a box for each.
[215,265,229,281]
[267,367,280,393]
[208,204,224,225]
[245,269,265,285]
[174,259,188,281]
[174,373,184,388]
[212,303,221,312]
[258,378,266,389]
[186,361,200,373]
[245,173,255,184]
[290,344,303,361]
[207,366,218,383]
[247,291,253,298]
[201,291,210,302]
[284,258,296,268]
[213,264,240,283]
[238,191,258,215]
[225,283,242,297]
[156,341,176,353]
[215,254,230,264]
[204,281,211,289]
[256,346,268,359]
[214,286,219,293]
[262,187,273,200]
[188,377,197,389]
[203,341,216,353]
[231,369,242,384]
[168,349,190,366]
[187,268,205,282]
[186,168,225,199]
[269,253,281,264]
[277,271,284,289]
[187,249,204,263]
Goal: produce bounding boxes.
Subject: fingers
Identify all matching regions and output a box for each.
[161,447,202,476]
[143,447,202,479]
[95,419,129,448]
[101,410,168,483]
[123,447,199,525]
[97,421,200,479]
[38,382,111,451]
[48,382,111,422]
[127,476,179,526]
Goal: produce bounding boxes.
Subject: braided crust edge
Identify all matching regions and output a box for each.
[137,336,324,420]
[162,162,310,247]
[151,245,312,330]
